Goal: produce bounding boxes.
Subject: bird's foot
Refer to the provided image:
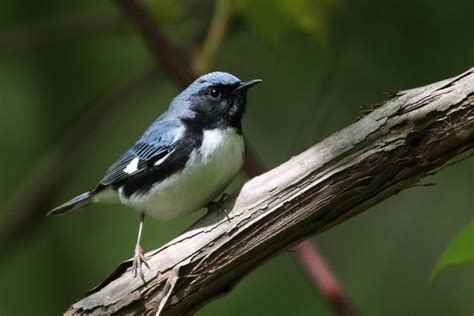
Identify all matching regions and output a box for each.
[133,244,150,283]
[206,193,231,221]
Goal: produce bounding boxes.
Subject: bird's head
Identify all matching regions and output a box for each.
[170,72,261,131]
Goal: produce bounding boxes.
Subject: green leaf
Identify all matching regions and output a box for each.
[431,219,474,283]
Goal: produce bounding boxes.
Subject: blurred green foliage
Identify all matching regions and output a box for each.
[238,0,342,44]
[144,0,184,23]
[432,220,474,283]
[0,0,473,315]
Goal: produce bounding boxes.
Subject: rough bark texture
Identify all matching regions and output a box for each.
[66,69,474,315]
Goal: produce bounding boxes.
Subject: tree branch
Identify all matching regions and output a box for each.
[115,0,194,87]
[294,241,356,315]
[66,69,474,315]
[192,0,233,75]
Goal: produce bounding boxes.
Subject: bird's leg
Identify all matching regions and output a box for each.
[206,193,231,221]
[133,212,150,283]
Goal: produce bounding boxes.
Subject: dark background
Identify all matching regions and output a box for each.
[0,0,472,315]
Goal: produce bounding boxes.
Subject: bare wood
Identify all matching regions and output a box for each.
[66,69,474,315]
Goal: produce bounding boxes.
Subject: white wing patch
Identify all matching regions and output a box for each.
[123,157,140,174]
[154,149,174,166]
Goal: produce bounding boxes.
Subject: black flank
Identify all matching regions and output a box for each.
[115,125,204,197]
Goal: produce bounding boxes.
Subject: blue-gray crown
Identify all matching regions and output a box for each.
[169,72,241,112]
[194,71,241,86]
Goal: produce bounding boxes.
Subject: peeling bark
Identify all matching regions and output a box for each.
[66,69,474,315]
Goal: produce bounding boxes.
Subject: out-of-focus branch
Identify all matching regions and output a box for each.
[66,68,474,315]
[192,0,233,75]
[115,0,194,87]
[115,0,356,314]
[295,241,356,316]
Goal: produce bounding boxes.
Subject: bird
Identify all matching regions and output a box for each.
[47,71,261,281]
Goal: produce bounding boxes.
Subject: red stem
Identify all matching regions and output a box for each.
[295,241,357,316]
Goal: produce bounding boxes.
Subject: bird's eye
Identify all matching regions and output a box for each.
[208,88,221,100]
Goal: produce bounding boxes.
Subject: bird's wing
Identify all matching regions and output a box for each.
[96,114,186,188]
[98,141,172,187]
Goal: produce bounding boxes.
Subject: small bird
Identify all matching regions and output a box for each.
[48,72,261,280]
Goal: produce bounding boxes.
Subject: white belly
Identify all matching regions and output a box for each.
[121,128,245,221]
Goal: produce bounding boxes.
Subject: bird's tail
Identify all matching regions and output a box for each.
[47,191,94,216]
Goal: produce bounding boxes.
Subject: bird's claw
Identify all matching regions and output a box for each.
[133,245,150,283]
[206,193,231,221]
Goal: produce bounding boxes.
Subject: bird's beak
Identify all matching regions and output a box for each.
[235,79,262,92]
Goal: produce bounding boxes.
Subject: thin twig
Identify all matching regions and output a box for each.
[295,241,357,316]
[192,0,233,75]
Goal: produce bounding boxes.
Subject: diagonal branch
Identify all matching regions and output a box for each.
[115,0,193,87]
[294,242,356,315]
[66,69,474,315]
[114,1,355,313]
